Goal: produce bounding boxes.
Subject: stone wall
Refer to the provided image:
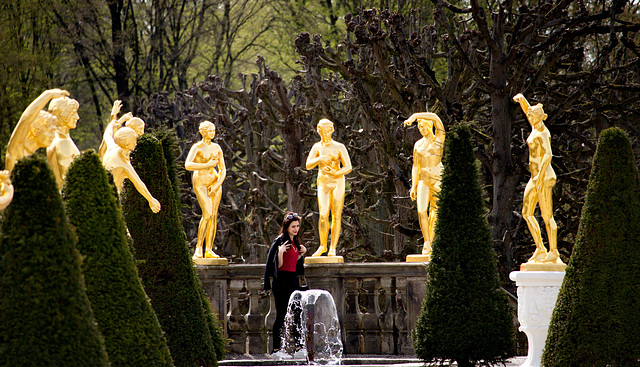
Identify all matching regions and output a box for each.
[196,262,430,355]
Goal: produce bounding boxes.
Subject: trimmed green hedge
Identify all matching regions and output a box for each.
[543,128,640,366]
[63,150,174,367]
[412,125,514,367]
[0,155,110,367]
[153,128,227,360]
[122,134,218,367]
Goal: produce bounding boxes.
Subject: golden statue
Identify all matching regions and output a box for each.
[98,100,145,160]
[102,124,161,213]
[5,89,69,172]
[404,112,445,261]
[0,170,14,211]
[514,93,565,271]
[185,121,227,263]
[46,96,81,190]
[305,119,352,263]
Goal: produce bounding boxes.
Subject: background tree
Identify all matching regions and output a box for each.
[0,155,109,367]
[63,150,174,367]
[121,134,220,367]
[542,127,640,367]
[412,125,514,367]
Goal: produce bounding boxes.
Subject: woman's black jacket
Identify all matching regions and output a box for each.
[263,234,305,291]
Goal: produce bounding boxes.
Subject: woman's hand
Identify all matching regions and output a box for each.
[279,241,291,255]
[299,244,307,257]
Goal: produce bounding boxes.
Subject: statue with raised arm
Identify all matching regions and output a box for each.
[46,96,81,190]
[185,121,227,264]
[102,127,161,213]
[6,89,68,172]
[305,119,352,263]
[514,93,564,270]
[404,112,445,261]
[98,100,145,160]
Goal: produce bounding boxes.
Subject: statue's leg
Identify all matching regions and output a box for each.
[416,181,431,255]
[313,188,331,256]
[205,189,223,258]
[522,180,546,261]
[194,184,212,259]
[425,183,440,255]
[328,178,346,256]
[538,179,558,262]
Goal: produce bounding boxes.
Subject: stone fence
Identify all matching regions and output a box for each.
[196,262,430,355]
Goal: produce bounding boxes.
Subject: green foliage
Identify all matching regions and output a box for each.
[0,155,109,367]
[542,128,640,367]
[412,125,515,367]
[121,134,218,367]
[63,150,174,367]
[153,128,227,360]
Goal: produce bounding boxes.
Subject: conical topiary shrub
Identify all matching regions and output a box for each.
[153,129,226,360]
[63,150,174,367]
[0,155,110,367]
[121,134,218,367]
[412,125,515,367]
[542,127,640,366]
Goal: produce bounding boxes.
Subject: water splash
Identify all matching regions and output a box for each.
[282,289,343,365]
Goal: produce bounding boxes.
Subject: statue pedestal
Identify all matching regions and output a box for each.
[509,271,565,367]
[520,261,566,272]
[193,257,229,266]
[305,256,344,264]
[405,254,431,263]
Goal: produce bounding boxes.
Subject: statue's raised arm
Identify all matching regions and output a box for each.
[6,89,69,172]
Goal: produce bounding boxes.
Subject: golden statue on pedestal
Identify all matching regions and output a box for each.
[5,89,69,172]
[305,119,352,264]
[185,121,227,264]
[404,112,445,262]
[514,93,565,271]
[101,109,161,213]
[46,96,81,190]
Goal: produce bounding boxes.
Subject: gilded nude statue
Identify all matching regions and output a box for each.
[404,112,445,258]
[306,119,352,259]
[98,100,145,160]
[102,126,161,213]
[185,121,226,260]
[514,93,563,268]
[46,96,81,189]
[6,89,68,172]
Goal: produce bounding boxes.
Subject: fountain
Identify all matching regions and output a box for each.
[281,289,343,365]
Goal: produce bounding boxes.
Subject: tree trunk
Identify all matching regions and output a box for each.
[108,0,130,108]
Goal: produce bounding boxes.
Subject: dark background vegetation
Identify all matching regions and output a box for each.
[2,0,639,287]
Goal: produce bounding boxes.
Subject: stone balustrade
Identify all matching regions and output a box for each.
[196,262,430,355]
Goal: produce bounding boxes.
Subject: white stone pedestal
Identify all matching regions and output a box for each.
[509,271,565,367]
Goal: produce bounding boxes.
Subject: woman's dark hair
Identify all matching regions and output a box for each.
[279,211,301,250]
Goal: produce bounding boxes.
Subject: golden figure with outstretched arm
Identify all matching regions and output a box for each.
[102,127,161,213]
[185,121,226,259]
[306,119,353,257]
[46,96,81,190]
[6,89,69,172]
[514,93,560,263]
[98,100,145,160]
[404,112,445,256]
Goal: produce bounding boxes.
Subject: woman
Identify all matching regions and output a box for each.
[264,212,307,353]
